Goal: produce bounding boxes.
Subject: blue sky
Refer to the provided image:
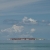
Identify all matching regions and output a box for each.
[0,0,50,43]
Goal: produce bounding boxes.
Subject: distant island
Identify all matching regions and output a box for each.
[9,38,45,40]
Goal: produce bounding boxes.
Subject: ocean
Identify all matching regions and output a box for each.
[0,43,50,50]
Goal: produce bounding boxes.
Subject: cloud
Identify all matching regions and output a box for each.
[19,28,35,37]
[22,17,37,24]
[0,0,40,10]
[0,11,50,16]
[3,17,37,25]
[3,19,19,24]
[1,25,24,33]
[3,17,50,26]
[42,20,45,23]
[42,20,49,23]
[31,28,35,33]
[48,23,50,26]
[20,34,33,38]
[0,0,50,16]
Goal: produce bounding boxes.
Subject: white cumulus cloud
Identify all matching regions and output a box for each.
[22,17,37,24]
[1,25,24,33]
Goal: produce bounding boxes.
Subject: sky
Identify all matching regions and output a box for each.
[0,0,50,43]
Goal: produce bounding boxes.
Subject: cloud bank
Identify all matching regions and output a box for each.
[0,22,36,38]
[3,17,38,25]
[3,16,50,26]
[0,0,40,10]
[1,25,24,33]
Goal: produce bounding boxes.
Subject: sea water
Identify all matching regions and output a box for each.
[0,43,50,50]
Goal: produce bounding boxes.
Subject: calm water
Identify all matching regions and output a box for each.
[0,43,50,50]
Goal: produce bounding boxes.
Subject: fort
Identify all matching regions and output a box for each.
[10,38,36,40]
[10,38,45,40]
